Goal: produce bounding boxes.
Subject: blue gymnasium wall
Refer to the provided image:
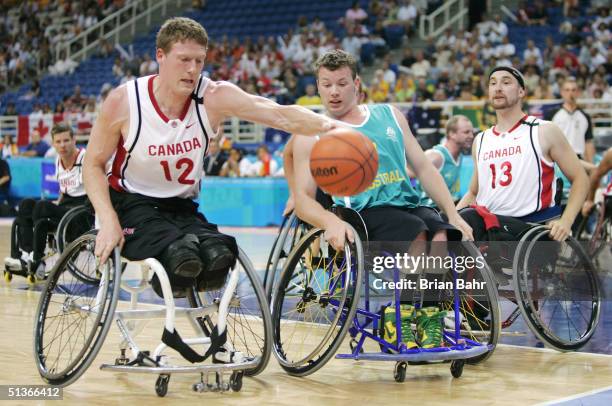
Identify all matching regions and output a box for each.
[6,158,290,226]
[6,156,476,226]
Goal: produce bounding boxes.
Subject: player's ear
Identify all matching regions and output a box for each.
[156,47,165,63]
[355,75,361,96]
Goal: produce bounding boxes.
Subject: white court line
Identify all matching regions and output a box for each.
[498,343,612,358]
[534,384,612,405]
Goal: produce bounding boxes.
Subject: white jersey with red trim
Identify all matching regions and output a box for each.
[109,74,216,198]
[56,148,86,197]
[476,115,556,217]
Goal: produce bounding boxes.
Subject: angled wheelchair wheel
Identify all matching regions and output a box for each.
[264,212,308,301]
[513,227,601,351]
[56,206,95,254]
[187,247,272,376]
[271,226,363,376]
[34,233,121,386]
[438,242,501,364]
[588,208,611,264]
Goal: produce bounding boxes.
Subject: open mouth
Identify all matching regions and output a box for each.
[329,100,342,107]
[181,79,194,85]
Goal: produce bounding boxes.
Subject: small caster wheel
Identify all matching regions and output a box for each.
[230,371,243,392]
[451,360,465,378]
[394,361,407,383]
[4,271,12,283]
[115,357,128,365]
[155,374,170,397]
[26,274,36,285]
[349,339,364,354]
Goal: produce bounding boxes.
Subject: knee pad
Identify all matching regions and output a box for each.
[196,240,236,291]
[160,234,204,279]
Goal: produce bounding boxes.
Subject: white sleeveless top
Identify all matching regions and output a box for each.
[476,115,556,217]
[108,74,216,198]
[56,148,86,197]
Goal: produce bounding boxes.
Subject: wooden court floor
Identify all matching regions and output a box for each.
[1,223,612,405]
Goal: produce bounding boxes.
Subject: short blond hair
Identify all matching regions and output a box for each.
[156,17,208,53]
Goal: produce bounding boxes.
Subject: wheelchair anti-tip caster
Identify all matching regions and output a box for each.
[230,371,243,392]
[450,360,465,378]
[155,374,170,397]
[394,361,407,383]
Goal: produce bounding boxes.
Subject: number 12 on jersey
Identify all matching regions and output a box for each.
[160,158,195,185]
[489,161,512,189]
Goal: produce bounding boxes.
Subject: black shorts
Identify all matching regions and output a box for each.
[109,188,237,261]
[459,207,531,241]
[358,206,462,242]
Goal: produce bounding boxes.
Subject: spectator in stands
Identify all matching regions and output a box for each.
[523,39,543,66]
[488,14,508,44]
[548,77,595,162]
[203,139,227,176]
[0,156,10,205]
[139,53,158,76]
[296,84,321,106]
[3,103,16,116]
[1,134,18,159]
[250,144,281,177]
[48,50,77,76]
[411,50,430,77]
[394,71,415,102]
[400,47,416,68]
[381,58,397,87]
[527,0,549,26]
[120,68,137,85]
[344,1,368,28]
[341,27,362,59]
[396,0,418,36]
[70,85,85,109]
[95,38,115,58]
[112,57,124,77]
[220,148,251,178]
[370,69,391,102]
[532,76,555,99]
[22,130,50,158]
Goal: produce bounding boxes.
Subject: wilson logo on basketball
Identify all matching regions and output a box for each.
[311,166,338,177]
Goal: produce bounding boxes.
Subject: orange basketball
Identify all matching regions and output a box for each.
[309,127,378,197]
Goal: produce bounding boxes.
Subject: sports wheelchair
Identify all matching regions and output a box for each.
[4,204,94,284]
[268,207,499,381]
[33,231,272,396]
[467,206,601,351]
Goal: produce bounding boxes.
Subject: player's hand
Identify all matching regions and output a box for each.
[323,216,355,252]
[447,213,474,241]
[582,200,595,217]
[283,196,295,216]
[95,217,125,267]
[546,219,572,241]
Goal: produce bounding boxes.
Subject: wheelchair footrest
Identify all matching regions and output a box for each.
[335,345,489,362]
[100,356,260,374]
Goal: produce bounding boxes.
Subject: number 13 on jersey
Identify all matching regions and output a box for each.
[489,161,512,189]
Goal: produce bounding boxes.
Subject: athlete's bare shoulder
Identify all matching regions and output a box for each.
[99,84,130,132]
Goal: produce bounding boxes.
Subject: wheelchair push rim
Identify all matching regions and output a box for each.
[513,228,601,351]
[271,226,363,376]
[34,233,121,386]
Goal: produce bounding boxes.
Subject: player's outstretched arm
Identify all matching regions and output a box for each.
[456,134,480,211]
[83,86,128,264]
[206,81,336,136]
[284,134,354,251]
[392,106,473,240]
[582,148,612,216]
[543,122,589,240]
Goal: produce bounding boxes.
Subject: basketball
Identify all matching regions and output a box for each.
[309,128,379,197]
